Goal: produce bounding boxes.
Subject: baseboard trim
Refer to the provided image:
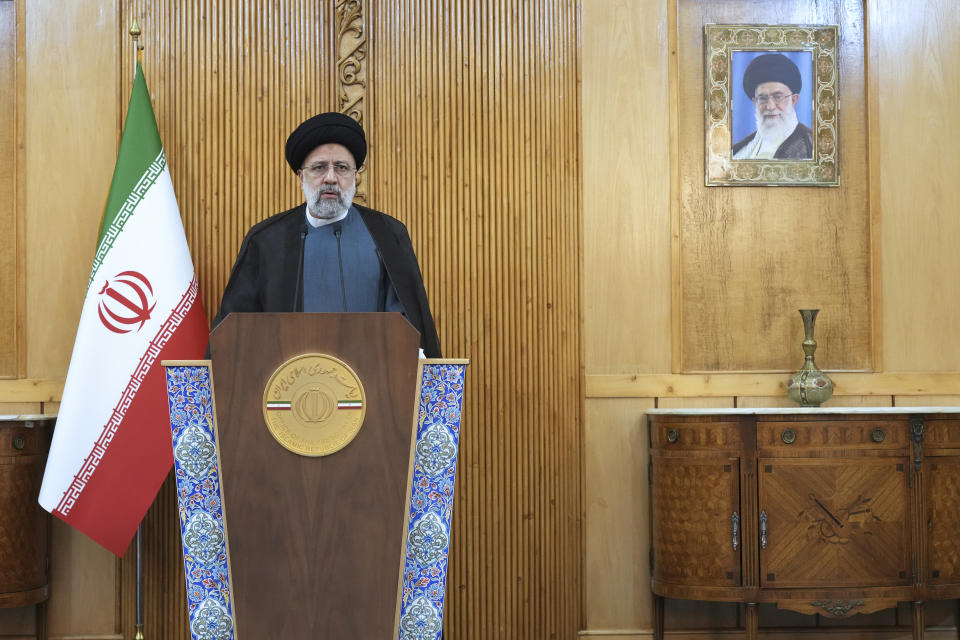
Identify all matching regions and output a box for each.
[578,628,959,639]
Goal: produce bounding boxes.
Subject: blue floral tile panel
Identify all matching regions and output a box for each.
[397,361,467,640]
[163,363,236,640]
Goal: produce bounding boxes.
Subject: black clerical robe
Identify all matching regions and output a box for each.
[212,203,442,357]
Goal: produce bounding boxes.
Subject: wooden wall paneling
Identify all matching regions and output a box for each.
[584,398,654,632]
[12,0,22,379]
[675,0,872,373]
[582,0,672,376]
[872,0,960,371]
[655,396,734,409]
[736,394,893,408]
[46,520,120,639]
[14,1,123,638]
[864,0,884,373]
[669,0,683,377]
[369,2,582,638]
[0,402,40,414]
[0,0,18,379]
[586,372,960,399]
[894,395,960,408]
[23,0,119,379]
[0,379,61,403]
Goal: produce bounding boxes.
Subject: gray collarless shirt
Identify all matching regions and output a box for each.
[302,207,404,314]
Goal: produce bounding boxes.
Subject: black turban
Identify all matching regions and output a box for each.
[285,112,367,172]
[742,53,802,98]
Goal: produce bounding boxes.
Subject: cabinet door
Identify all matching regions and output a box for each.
[651,456,740,587]
[927,456,960,585]
[758,458,911,588]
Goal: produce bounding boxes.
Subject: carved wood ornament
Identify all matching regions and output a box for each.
[336,0,368,204]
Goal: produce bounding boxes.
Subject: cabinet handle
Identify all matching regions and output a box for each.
[12,435,25,450]
[666,428,679,444]
[871,427,886,443]
[731,512,740,551]
[781,428,797,444]
[760,510,768,550]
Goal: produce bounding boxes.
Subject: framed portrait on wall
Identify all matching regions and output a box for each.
[704,24,839,186]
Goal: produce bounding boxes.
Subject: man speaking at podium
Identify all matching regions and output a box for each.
[212,112,442,358]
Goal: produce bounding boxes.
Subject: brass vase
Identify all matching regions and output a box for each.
[786,309,834,407]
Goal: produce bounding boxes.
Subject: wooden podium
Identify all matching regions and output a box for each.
[163,313,466,640]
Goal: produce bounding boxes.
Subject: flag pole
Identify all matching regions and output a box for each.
[129,20,145,640]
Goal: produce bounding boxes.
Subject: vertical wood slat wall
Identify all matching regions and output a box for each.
[116,2,583,639]
[369,2,581,638]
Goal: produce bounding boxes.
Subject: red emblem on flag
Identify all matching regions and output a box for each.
[97,271,157,334]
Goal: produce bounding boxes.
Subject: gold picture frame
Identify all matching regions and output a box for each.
[704,24,839,186]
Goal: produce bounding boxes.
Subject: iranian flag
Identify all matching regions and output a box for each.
[39,63,208,555]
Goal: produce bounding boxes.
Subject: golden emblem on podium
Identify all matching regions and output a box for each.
[262,354,366,456]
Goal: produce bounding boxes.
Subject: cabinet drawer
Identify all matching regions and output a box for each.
[650,421,743,451]
[758,420,908,453]
[923,419,960,449]
[0,423,47,457]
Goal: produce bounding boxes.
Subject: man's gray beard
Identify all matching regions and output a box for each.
[755,103,799,142]
[303,181,356,220]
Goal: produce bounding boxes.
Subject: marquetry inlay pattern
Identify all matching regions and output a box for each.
[651,457,740,587]
[922,420,960,449]
[926,457,960,584]
[650,421,743,450]
[759,459,909,587]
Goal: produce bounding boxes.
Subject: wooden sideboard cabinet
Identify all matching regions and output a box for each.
[647,407,960,640]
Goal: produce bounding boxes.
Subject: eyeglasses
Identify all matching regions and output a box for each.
[755,92,795,105]
[301,161,356,178]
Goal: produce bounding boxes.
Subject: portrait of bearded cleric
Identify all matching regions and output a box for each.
[731,51,814,160]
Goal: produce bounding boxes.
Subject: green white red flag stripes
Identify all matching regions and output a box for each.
[38,63,208,555]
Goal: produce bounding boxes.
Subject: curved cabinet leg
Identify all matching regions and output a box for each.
[653,594,664,640]
[745,602,758,640]
[912,600,924,640]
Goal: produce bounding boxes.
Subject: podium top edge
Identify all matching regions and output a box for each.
[161,360,212,367]
[162,359,468,366]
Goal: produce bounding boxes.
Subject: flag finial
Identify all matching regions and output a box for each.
[129,19,144,68]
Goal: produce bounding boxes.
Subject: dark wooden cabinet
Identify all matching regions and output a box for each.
[647,408,960,640]
[0,415,53,640]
